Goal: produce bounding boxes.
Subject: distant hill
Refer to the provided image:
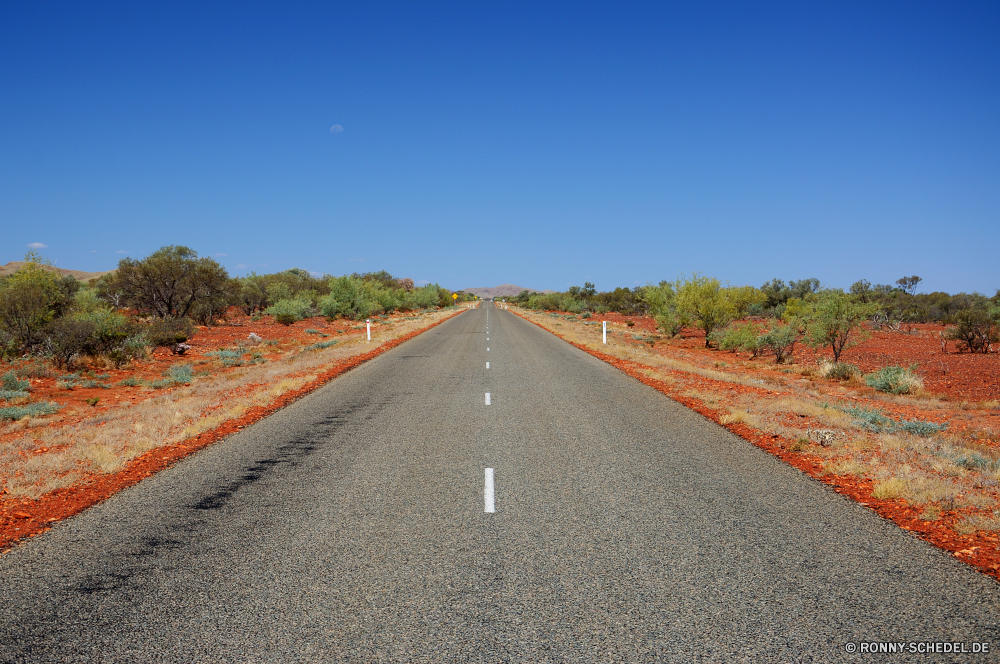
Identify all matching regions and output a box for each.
[459,284,554,299]
[0,262,114,283]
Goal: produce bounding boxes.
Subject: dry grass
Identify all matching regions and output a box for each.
[956,512,1000,535]
[0,310,456,498]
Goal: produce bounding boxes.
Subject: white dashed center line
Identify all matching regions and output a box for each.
[485,392,491,405]
[486,362,489,369]
[484,468,495,513]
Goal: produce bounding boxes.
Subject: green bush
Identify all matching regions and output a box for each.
[758,323,798,363]
[148,317,195,347]
[0,401,60,420]
[675,275,766,347]
[947,305,999,353]
[802,290,879,362]
[0,258,68,353]
[840,405,945,435]
[304,339,338,351]
[708,322,766,357]
[46,317,97,368]
[864,365,924,395]
[1,371,31,393]
[266,298,313,325]
[819,362,860,381]
[102,245,230,319]
[207,347,246,367]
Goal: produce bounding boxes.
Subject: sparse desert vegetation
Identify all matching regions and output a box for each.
[512,284,1000,577]
[0,250,473,546]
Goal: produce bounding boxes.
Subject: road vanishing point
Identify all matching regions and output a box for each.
[2,303,999,662]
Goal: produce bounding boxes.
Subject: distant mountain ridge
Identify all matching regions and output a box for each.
[459,284,554,299]
[0,261,114,282]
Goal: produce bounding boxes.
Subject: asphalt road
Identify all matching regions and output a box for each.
[2,303,999,662]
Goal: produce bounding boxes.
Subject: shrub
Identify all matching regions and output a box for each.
[237,275,270,315]
[0,401,60,420]
[675,275,766,347]
[947,305,999,353]
[1,372,31,393]
[207,347,246,367]
[304,340,338,351]
[266,298,313,325]
[148,363,194,388]
[190,277,238,325]
[0,389,30,401]
[103,245,230,318]
[840,405,945,435]
[865,365,924,395]
[0,258,66,353]
[114,332,151,367]
[758,323,798,363]
[148,317,195,347]
[709,322,766,357]
[802,290,879,362]
[46,318,97,368]
[818,361,861,381]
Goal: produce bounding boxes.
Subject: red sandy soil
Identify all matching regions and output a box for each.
[599,312,1000,404]
[0,310,460,551]
[0,313,380,436]
[528,311,1000,582]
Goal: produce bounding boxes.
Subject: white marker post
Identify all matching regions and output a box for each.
[367,319,371,341]
[603,321,607,344]
[484,468,495,513]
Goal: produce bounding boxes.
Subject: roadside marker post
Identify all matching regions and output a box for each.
[367,319,371,341]
[603,321,607,344]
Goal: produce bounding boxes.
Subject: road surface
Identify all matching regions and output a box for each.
[1,303,999,662]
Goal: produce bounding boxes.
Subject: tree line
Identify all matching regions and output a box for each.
[0,247,470,368]
[509,274,1000,358]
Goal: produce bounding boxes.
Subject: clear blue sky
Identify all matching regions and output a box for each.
[2,2,997,294]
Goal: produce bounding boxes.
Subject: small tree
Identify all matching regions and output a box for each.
[803,291,879,363]
[643,281,688,337]
[237,274,269,315]
[675,275,765,347]
[0,257,66,353]
[106,246,230,318]
[896,275,922,296]
[947,304,999,353]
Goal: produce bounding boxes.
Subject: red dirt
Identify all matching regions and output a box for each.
[520,310,1000,582]
[0,313,382,440]
[591,313,1000,404]
[0,310,461,551]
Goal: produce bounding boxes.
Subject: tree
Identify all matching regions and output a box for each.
[105,246,230,319]
[850,279,873,303]
[896,275,922,295]
[0,256,67,353]
[675,275,765,347]
[643,281,688,337]
[803,291,879,362]
[236,274,269,315]
[946,301,999,353]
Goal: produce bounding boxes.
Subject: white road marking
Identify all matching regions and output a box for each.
[484,468,495,513]
[485,392,491,405]
[487,348,489,351]
[486,362,489,369]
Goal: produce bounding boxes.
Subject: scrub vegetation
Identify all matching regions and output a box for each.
[0,248,471,502]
